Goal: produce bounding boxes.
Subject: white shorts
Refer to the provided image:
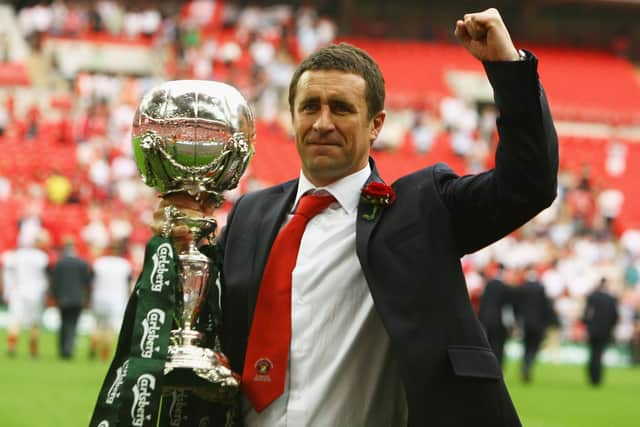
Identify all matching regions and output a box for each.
[92,299,126,331]
[8,294,44,327]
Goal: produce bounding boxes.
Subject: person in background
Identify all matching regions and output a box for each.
[478,263,516,366]
[51,237,92,359]
[583,277,619,386]
[1,248,14,307]
[516,266,558,383]
[4,232,50,358]
[89,240,132,361]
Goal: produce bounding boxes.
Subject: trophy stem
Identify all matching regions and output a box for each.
[162,213,240,402]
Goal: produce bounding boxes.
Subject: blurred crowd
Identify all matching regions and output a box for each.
[0,1,639,365]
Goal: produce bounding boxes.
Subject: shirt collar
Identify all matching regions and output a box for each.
[294,164,371,215]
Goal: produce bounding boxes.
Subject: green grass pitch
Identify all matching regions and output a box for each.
[0,331,638,426]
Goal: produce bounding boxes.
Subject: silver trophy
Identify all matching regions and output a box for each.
[131,80,255,402]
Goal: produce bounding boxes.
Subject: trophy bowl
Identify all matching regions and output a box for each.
[132,80,255,200]
[131,80,255,403]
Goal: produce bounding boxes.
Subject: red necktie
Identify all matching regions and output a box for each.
[242,192,336,412]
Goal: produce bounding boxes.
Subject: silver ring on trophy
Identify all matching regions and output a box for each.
[132,80,255,403]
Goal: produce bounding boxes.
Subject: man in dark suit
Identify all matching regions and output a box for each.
[161,8,557,426]
[51,239,92,359]
[479,264,516,367]
[583,277,619,386]
[515,267,558,383]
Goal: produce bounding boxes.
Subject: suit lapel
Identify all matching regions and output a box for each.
[356,158,385,275]
[247,180,298,323]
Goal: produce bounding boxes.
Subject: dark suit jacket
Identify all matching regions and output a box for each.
[479,277,514,333]
[217,54,557,426]
[51,253,92,308]
[516,279,558,334]
[583,289,618,340]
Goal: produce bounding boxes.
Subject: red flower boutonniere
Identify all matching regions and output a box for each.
[360,182,396,221]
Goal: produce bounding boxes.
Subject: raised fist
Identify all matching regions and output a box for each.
[454,8,520,62]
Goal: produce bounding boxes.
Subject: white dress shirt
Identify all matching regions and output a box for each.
[243,165,408,426]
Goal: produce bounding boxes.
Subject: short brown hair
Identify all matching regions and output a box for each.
[288,43,385,120]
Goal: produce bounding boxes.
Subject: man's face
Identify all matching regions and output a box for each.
[292,70,385,187]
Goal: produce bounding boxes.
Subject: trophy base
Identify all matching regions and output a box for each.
[164,344,240,403]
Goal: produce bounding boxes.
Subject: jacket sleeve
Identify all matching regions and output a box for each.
[435,51,559,256]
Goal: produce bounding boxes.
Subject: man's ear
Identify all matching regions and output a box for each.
[369,110,386,144]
